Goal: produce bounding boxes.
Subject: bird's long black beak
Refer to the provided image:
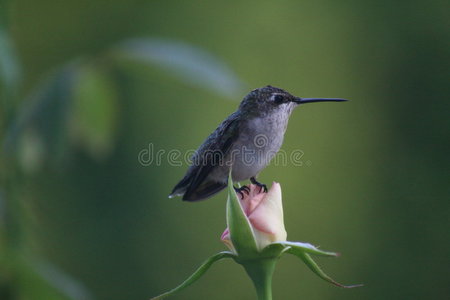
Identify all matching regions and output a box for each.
[293,97,348,104]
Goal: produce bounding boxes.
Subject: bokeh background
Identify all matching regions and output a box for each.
[1,0,449,299]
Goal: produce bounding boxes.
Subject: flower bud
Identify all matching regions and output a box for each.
[222,183,287,252]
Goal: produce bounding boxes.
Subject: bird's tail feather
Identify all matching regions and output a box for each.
[169,176,191,198]
[182,181,226,201]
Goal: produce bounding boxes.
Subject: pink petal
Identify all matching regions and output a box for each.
[239,184,266,214]
[248,182,286,240]
[221,228,230,241]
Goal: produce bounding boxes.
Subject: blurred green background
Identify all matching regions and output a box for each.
[1,0,449,299]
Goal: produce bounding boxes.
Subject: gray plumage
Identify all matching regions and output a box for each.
[169,85,347,201]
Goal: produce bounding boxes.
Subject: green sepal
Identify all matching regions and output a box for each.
[150,251,236,300]
[277,241,338,257]
[285,245,362,288]
[226,171,259,259]
[258,242,290,259]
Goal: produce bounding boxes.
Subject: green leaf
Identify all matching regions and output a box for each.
[286,248,362,288]
[277,241,338,257]
[0,248,92,300]
[226,172,259,259]
[33,259,93,300]
[70,65,118,160]
[150,251,235,300]
[4,63,77,171]
[4,61,119,168]
[0,29,21,98]
[112,38,244,99]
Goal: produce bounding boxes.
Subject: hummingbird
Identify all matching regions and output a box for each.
[169,85,347,201]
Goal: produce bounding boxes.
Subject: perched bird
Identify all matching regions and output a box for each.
[169,85,347,201]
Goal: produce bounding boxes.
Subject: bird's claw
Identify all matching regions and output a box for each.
[250,177,267,193]
[257,183,268,193]
[234,185,250,198]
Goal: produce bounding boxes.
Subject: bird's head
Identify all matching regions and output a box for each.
[239,85,347,117]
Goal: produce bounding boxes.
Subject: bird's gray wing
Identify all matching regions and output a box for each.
[182,112,241,201]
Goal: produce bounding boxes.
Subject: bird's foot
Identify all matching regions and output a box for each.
[250,177,267,193]
[234,185,250,198]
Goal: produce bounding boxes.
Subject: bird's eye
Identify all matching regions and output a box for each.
[272,94,284,104]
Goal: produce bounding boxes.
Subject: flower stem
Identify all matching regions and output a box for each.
[243,258,277,300]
